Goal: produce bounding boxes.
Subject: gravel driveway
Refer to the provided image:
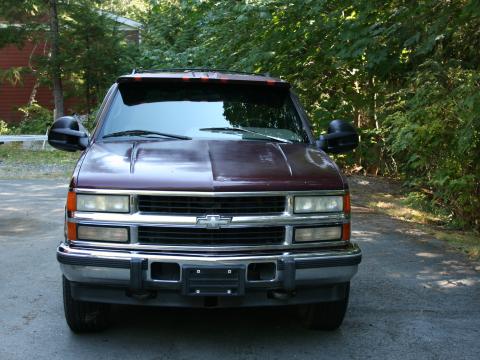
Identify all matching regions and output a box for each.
[0,179,479,360]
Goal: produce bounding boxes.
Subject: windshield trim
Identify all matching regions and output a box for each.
[289,91,316,144]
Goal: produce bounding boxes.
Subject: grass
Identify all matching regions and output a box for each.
[366,193,447,225]
[423,226,480,258]
[369,195,479,257]
[0,142,79,179]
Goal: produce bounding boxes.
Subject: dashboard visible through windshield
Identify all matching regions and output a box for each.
[98,82,309,143]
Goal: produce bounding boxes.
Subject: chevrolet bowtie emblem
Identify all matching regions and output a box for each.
[196,215,232,229]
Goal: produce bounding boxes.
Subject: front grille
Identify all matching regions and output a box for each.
[137,195,286,215]
[138,226,285,246]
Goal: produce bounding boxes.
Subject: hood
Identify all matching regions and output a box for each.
[75,140,345,191]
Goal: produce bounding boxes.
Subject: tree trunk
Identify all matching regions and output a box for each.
[48,0,64,119]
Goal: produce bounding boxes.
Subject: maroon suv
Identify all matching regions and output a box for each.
[48,69,361,332]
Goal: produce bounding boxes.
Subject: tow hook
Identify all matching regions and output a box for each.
[128,257,152,299]
[127,289,155,300]
[281,257,296,291]
[269,289,296,300]
[267,257,297,300]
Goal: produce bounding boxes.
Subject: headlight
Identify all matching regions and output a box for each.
[294,226,342,242]
[294,196,343,213]
[77,225,129,242]
[77,194,129,213]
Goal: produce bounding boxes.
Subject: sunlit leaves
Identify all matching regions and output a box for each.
[139,0,480,229]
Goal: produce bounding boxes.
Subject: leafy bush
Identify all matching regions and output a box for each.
[0,119,12,135]
[16,103,53,134]
[386,66,480,229]
[83,104,101,133]
[137,0,480,230]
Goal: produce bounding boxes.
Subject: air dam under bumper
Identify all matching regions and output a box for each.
[57,243,361,307]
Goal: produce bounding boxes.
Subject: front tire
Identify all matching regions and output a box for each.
[63,276,110,333]
[298,283,350,330]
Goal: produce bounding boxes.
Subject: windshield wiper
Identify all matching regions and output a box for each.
[102,130,191,140]
[199,127,292,143]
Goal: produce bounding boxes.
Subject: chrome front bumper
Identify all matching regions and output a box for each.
[58,242,361,307]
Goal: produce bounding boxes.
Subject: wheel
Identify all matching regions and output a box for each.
[298,283,350,330]
[62,276,111,333]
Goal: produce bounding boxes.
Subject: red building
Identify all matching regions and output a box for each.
[0,13,141,125]
[0,40,54,124]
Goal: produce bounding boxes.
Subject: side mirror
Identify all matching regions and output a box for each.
[317,120,359,154]
[48,116,89,152]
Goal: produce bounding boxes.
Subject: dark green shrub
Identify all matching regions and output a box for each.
[386,66,480,230]
[16,103,54,134]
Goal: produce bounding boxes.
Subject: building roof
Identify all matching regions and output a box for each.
[97,10,143,30]
[0,10,142,31]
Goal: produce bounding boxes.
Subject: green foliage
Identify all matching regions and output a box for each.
[0,67,28,86]
[16,103,53,134]
[386,66,480,228]
[138,0,480,230]
[0,0,45,48]
[98,0,150,21]
[83,104,101,132]
[1,0,142,115]
[59,1,139,112]
[0,120,12,135]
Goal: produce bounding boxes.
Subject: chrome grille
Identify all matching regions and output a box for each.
[138,226,285,246]
[137,195,286,215]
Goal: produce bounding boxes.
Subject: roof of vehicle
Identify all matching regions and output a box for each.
[117,68,290,88]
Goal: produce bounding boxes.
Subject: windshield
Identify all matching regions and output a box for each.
[98,82,309,143]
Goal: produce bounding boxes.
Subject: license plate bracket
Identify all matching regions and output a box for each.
[182,265,245,297]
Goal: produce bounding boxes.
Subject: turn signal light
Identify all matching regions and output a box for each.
[67,222,77,241]
[343,193,351,215]
[67,191,76,212]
